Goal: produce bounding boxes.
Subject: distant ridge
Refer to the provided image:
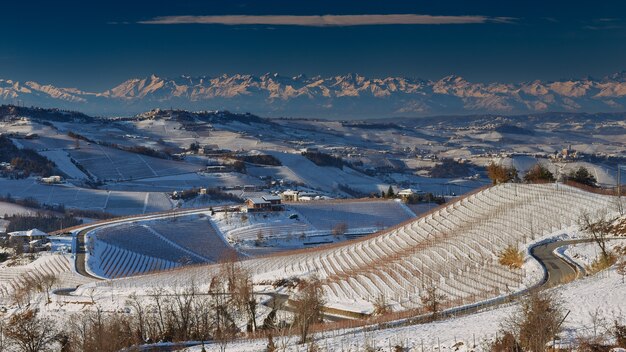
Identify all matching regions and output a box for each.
[2,72,626,118]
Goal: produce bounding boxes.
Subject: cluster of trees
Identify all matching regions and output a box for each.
[170,187,242,202]
[487,162,598,187]
[404,193,446,205]
[4,214,82,234]
[301,151,344,169]
[429,159,472,178]
[565,166,597,187]
[523,164,555,183]
[231,154,282,166]
[232,160,247,174]
[0,135,56,178]
[0,105,93,122]
[0,194,114,220]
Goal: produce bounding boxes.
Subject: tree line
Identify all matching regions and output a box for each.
[487,162,598,187]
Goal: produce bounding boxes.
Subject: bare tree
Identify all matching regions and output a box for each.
[293,276,325,344]
[579,210,613,261]
[4,309,59,352]
[34,274,57,303]
[0,319,5,352]
[126,293,147,342]
[232,267,258,333]
[420,283,447,321]
[11,279,37,308]
[209,275,237,351]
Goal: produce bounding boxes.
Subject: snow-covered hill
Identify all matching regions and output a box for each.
[4,72,626,117]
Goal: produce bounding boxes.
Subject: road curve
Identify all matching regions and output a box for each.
[69,206,222,280]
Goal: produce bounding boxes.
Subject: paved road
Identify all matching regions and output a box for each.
[74,226,99,280]
[530,239,584,288]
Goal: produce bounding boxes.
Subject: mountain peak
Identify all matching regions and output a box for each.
[3,72,626,117]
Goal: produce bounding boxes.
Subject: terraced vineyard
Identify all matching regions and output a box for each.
[0,255,92,300]
[94,184,615,312]
[88,214,236,278]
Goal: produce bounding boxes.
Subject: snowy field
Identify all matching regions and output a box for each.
[0,177,174,215]
[38,150,90,179]
[67,144,200,181]
[0,201,39,216]
[263,151,386,195]
[290,200,415,231]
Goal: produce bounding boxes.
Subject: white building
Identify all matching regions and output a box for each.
[41,175,63,184]
[8,228,49,244]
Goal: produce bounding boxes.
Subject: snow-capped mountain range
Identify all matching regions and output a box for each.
[2,72,626,118]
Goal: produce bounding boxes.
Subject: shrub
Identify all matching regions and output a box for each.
[372,295,391,316]
[490,331,521,352]
[497,292,564,352]
[498,245,524,269]
[586,252,617,274]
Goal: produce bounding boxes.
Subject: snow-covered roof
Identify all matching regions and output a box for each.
[8,228,49,238]
[247,197,270,204]
[398,188,421,195]
[262,195,282,201]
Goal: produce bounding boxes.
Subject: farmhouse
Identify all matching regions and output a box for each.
[398,188,422,199]
[245,195,283,212]
[8,229,50,250]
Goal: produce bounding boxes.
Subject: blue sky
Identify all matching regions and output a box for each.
[1,0,625,90]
